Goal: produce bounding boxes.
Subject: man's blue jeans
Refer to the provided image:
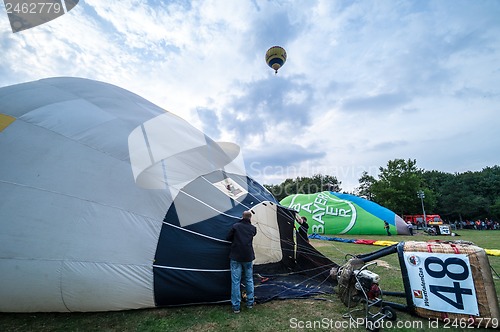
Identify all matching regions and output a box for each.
[230,259,254,310]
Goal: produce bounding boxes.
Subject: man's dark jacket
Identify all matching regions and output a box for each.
[226,218,257,262]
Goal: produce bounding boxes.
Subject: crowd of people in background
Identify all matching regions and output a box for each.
[449,218,499,230]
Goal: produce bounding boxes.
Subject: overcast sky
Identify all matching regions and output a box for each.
[1,0,499,191]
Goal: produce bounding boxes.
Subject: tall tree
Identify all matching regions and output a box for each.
[371,158,425,216]
[422,170,455,217]
[478,166,500,205]
[356,171,376,200]
[490,198,500,220]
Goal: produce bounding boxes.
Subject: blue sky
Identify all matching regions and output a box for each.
[1,0,500,191]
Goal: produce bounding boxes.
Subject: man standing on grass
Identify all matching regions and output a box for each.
[384,220,391,236]
[407,221,414,236]
[226,210,257,314]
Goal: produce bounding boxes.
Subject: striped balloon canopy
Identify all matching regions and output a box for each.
[0,77,338,312]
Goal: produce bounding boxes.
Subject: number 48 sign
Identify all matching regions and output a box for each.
[403,252,479,316]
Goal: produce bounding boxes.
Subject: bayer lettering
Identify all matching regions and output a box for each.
[303,193,351,224]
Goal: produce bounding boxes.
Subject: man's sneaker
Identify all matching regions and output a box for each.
[233,309,240,314]
[247,305,253,309]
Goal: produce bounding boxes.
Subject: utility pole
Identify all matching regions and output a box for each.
[417,190,427,229]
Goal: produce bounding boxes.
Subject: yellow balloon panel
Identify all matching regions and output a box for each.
[0,113,16,132]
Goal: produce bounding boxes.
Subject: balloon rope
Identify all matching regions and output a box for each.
[491,265,500,280]
[254,265,335,302]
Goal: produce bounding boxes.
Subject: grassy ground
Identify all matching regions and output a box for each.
[1,230,499,331]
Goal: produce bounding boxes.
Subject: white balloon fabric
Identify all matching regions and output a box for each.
[0,77,295,312]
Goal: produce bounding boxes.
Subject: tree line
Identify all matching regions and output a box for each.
[264,159,500,222]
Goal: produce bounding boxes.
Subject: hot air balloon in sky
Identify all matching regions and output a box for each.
[0,77,336,312]
[265,46,287,74]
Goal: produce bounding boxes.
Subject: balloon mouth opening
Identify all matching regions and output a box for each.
[272,64,281,70]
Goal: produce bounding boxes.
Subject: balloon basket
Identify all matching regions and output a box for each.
[399,241,500,328]
[336,240,499,329]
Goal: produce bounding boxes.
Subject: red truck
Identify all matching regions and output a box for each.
[403,214,443,226]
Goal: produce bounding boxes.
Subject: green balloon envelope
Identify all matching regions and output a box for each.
[280,191,409,235]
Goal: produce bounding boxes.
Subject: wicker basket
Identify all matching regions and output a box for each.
[403,241,499,328]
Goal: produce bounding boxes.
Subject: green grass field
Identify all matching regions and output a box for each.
[1,230,499,332]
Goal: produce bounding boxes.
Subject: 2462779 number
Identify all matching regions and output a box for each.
[443,317,499,329]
